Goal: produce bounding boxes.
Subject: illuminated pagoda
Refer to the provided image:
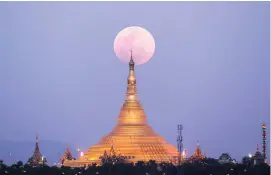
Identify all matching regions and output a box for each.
[27,136,47,166]
[64,54,179,167]
[60,147,75,165]
[186,141,205,163]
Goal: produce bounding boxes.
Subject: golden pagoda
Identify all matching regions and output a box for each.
[193,142,205,159]
[64,54,179,167]
[186,141,205,163]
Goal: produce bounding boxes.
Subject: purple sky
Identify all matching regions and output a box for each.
[0,2,270,161]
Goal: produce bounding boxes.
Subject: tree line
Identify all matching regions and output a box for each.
[0,158,270,175]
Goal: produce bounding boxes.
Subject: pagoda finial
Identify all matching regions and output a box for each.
[125,50,138,102]
[256,144,259,151]
[36,135,39,144]
[197,140,199,146]
[129,50,135,70]
[34,136,40,153]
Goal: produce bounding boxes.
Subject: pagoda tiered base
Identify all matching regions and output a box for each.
[64,126,179,166]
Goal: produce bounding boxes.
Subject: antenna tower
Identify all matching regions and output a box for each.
[262,123,267,163]
[177,125,183,154]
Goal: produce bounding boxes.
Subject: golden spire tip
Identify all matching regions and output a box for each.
[129,50,135,70]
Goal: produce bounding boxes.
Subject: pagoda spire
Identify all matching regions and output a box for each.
[125,50,138,102]
[27,135,46,166]
[61,147,74,164]
[36,135,38,144]
[34,135,41,158]
[129,51,135,71]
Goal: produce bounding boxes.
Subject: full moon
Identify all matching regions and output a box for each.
[114,26,155,65]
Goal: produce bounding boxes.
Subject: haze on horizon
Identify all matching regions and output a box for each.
[0,2,269,162]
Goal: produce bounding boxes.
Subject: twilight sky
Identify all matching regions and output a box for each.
[0,2,270,161]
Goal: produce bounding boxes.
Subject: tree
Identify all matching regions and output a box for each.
[16,161,23,167]
[0,160,5,170]
[242,156,253,166]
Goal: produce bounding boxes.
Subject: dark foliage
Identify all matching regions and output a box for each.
[0,159,269,175]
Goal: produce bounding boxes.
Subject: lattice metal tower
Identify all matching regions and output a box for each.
[262,123,267,163]
[177,125,183,154]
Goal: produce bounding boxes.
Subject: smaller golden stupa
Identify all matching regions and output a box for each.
[186,141,205,163]
[193,141,205,159]
[64,53,180,167]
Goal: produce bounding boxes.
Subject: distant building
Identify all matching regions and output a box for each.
[218,153,237,164]
[252,145,265,165]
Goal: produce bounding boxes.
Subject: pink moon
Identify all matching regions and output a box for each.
[114,26,156,65]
